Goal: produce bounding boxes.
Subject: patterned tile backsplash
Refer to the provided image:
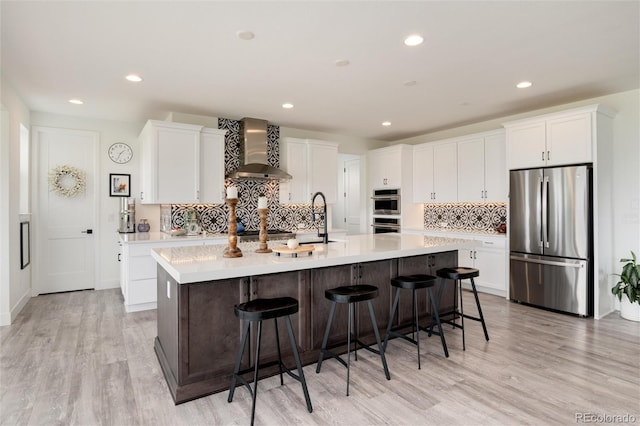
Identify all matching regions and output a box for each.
[423,202,507,232]
[162,117,323,233]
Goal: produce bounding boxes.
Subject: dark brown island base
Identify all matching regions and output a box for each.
[151,234,475,404]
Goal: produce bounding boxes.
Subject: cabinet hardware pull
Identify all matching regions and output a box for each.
[541,151,544,161]
[118,253,121,262]
[140,191,144,200]
[469,251,473,259]
[474,251,477,259]
[547,150,550,161]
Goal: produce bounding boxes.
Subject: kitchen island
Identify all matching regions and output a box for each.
[151,233,475,403]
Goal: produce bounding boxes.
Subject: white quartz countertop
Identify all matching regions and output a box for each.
[151,233,476,284]
[402,227,507,238]
[119,231,227,244]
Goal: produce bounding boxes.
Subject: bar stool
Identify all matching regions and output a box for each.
[228,297,312,425]
[435,267,489,350]
[383,274,449,369]
[316,284,390,396]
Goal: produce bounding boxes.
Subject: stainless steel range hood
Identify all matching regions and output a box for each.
[228,117,292,180]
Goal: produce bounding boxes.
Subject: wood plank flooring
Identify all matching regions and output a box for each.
[1,288,639,425]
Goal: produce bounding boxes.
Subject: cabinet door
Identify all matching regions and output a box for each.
[279,139,308,203]
[506,121,546,170]
[156,126,200,203]
[383,148,402,188]
[310,265,354,350]
[412,144,434,202]
[433,143,457,202]
[546,112,592,166]
[457,137,485,202]
[368,149,388,189]
[483,133,507,202]
[178,277,248,383]
[199,129,226,203]
[250,271,309,362]
[355,260,393,337]
[308,142,338,203]
[474,247,506,292]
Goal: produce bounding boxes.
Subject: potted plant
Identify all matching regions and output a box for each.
[611,251,640,321]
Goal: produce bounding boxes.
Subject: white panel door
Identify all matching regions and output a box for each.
[34,126,98,294]
[344,158,361,234]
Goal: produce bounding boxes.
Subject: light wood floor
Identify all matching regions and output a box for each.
[1,288,639,426]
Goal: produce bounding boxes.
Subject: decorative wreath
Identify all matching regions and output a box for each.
[48,165,86,198]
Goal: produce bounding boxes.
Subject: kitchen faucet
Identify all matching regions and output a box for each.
[311,191,329,245]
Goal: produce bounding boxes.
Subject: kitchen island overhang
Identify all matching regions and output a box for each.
[151,234,476,404]
[151,233,476,284]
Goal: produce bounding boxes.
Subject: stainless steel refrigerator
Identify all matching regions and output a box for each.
[509,165,592,316]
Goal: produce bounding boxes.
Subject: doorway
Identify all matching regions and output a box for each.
[334,154,362,235]
[33,126,99,294]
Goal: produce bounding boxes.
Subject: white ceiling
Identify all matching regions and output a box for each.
[2,1,638,141]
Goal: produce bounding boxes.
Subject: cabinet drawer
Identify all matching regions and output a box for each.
[128,278,157,305]
[477,237,506,249]
[129,256,157,280]
[129,244,154,257]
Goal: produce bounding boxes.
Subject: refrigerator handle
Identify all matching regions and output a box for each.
[542,176,550,249]
[537,176,544,248]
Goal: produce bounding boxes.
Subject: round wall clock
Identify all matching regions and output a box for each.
[108,143,133,164]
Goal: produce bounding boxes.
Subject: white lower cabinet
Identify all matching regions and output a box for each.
[119,237,225,312]
[458,236,506,296]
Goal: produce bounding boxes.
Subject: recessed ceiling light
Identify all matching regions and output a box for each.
[404,34,424,46]
[125,74,143,82]
[236,30,255,40]
[282,103,294,109]
[382,121,392,127]
[403,80,417,87]
[69,99,83,105]
[516,81,533,89]
[335,59,350,67]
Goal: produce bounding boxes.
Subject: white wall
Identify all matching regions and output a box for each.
[0,80,32,325]
[280,126,384,154]
[30,113,148,291]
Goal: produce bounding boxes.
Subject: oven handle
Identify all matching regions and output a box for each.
[371,196,400,200]
[370,224,401,229]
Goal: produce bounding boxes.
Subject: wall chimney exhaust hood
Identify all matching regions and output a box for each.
[228,117,292,180]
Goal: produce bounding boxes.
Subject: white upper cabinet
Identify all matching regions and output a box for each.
[504,105,610,170]
[368,146,402,188]
[545,113,592,166]
[457,131,506,202]
[412,142,457,203]
[280,138,339,204]
[139,120,226,204]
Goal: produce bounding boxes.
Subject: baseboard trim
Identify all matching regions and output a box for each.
[9,288,31,324]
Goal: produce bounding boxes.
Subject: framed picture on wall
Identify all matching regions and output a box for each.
[109,173,131,197]
[20,221,30,269]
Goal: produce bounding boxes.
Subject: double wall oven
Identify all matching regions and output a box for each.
[371,188,401,233]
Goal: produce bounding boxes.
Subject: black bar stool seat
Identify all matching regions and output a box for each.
[436,267,489,351]
[228,297,312,425]
[235,297,299,321]
[316,284,390,396]
[325,284,379,303]
[437,267,479,281]
[383,275,449,369]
